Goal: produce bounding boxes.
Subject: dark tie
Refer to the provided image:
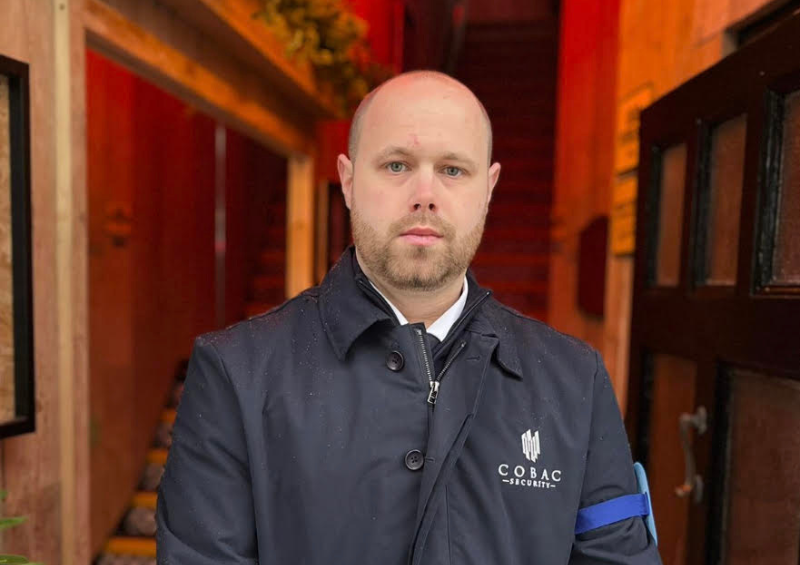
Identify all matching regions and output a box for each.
[425,332,444,372]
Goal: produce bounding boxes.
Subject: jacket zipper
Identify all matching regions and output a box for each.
[414,327,469,407]
[428,340,467,405]
[359,276,491,407]
[413,327,435,398]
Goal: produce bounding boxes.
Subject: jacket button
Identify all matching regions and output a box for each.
[405,449,424,471]
[386,350,404,372]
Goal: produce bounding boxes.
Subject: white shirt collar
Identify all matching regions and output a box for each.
[369,276,469,342]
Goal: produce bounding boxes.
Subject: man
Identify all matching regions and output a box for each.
[156,71,661,564]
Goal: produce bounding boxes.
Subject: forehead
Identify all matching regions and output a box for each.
[359,80,487,160]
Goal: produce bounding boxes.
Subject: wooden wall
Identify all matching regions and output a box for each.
[88,50,290,552]
[0,1,89,564]
[551,0,779,408]
[549,0,621,379]
[87,49,218,552]
[2,0,322,561]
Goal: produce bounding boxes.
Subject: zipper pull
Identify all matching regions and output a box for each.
[427,381,440,405]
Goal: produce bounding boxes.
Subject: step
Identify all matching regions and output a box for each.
[161,408,176,425]
[146,448,168,467]
[489,190,552,205]
[154,411,175,449]
[471,262,548,283]
[473,251,550,267]
[464,24,557,43]
[259,248,286,265]
[484,201,550,220]
[482,279,548,295]
[459,53,557,69]
[484,213,550,230]
[491,145,554,162]
[257,249,287,276]
[245,301,279,318]
[250,275,285,304]
[495,294,547,318]
[96,553,156,565]
[167,378,185,408]
[132,491,158,510]
[491,136,555,152]
[479,238,550,254]
[103,536,156,557]
[119,493,158,538]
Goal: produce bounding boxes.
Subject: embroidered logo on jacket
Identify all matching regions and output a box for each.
[521,429,541,462]
[498,429,562,490]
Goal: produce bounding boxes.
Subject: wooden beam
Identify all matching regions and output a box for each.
[85,0,314,156]
[157,0,340,119]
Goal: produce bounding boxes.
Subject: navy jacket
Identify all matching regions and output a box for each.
[156,247,661,564]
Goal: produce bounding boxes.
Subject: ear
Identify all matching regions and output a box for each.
[487,162,501,205]
[337,154,355,210]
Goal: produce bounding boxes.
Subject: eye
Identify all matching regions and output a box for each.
[386,161,407,173]
[443,166,463,178]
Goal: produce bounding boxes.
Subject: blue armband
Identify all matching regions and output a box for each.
[574,462,658,545]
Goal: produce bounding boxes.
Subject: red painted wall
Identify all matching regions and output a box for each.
[548,0,620,345]
[87,49,285,551]
[87,48,217,550]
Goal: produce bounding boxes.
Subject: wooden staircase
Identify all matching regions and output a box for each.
[94,208,286,562]
[245,203,287,318]
[94,371,186,564]
[455,21,558,321]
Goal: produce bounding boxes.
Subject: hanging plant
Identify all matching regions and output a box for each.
[0,490,42,564]
[254,0,394,115]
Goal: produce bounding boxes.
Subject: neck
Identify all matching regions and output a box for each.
[356,249,464,328]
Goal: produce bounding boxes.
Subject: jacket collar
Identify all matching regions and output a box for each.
[318,246,523,379]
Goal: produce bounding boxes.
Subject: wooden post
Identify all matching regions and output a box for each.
[286,154,316,297]
[55,0,90,563]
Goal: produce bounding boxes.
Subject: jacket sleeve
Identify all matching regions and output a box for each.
[569,351,662,564]
[156,336,258,564]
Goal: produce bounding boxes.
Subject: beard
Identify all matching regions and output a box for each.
[351,204,486,292]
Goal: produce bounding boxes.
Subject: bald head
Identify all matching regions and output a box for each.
[347,71,493,163]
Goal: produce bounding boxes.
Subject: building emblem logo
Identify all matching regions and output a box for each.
[521,429,541,463]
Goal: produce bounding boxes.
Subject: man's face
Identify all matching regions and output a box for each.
[338,78,501,292]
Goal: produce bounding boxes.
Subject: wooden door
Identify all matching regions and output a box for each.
[627,12,800,565]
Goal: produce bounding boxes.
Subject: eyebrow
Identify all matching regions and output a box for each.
[441,152,478,170]
[372,146,414,163]
[372,146,479,170]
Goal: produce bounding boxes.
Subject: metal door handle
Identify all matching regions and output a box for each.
[674,406,707,504]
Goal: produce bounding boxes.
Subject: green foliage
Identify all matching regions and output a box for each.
[0,491,41,565]
[254,0,394,115]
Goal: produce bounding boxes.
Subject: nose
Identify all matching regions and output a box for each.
[410,169,437,213]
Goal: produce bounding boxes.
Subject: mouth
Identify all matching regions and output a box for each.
[399,227,443,247]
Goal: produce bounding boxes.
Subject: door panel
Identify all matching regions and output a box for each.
[654,143,688,287]
[645,354,699,565]
[702,114,747,286]
[772,89,800,285]
[628,11,800,565]
[718,368,800,565]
